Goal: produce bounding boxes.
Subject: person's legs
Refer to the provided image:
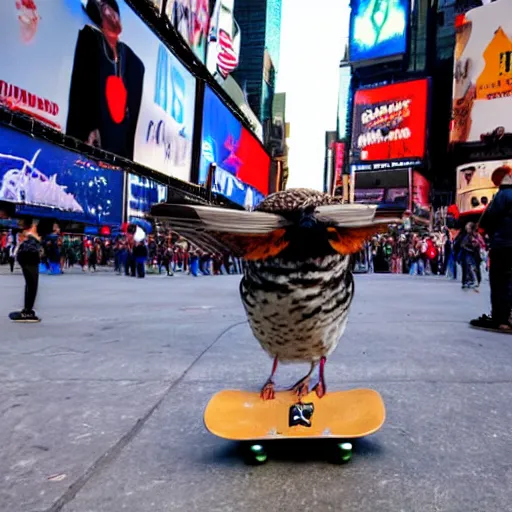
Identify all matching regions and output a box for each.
[137,259,145,278]
[466,254,478,287]
[124,252,130,276]
[22,265,39,312]
[9,257,14,273]
[475,259,482,286]
[489,248,512,326]
[461,252,469,287]
[418,257,425,276]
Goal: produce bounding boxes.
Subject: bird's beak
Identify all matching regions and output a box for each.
[299,212,317,229]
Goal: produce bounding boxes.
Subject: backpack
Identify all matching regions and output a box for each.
[16,236,41,266]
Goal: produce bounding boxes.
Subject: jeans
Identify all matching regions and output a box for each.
[445,253,457,280]
[409,259,424,276]
[125,253,136,277]
[21,264,39,312]
[489,247,512,325]
[461,251,477,287]
[136,258,146,278]
[190,257,200,276]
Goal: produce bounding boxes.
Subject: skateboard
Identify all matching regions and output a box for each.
[204,388,386,464]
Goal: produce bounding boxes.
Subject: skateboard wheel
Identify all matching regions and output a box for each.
[245,443,268,464]
[336,442,353,463]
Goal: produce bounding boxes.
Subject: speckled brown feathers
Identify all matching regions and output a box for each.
[256,188,341,214]
[151,188,399,376]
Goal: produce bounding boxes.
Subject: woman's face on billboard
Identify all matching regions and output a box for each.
[101,3,122,36]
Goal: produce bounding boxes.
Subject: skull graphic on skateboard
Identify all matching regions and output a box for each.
[204,388,386,464]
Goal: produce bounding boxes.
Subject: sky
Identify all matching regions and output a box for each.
[276,0,350,191]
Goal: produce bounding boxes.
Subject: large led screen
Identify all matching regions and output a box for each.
[351,79,429,171]
[456,160,502,215]
[411,170,431,220]
[200,86,270,209]
[165,0,211,64]
[349,0,409,64]
[206,0,241,83]
[0,126,124,225]
[450,2,512,143]
[0,0,195,181]
[127,173,168,220]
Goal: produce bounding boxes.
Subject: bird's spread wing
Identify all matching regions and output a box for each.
[316,204,402,255]
[150,203,291,259]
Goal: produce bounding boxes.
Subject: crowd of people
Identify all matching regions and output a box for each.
[1,163,510,330]
[355,222,489,289]
[354,225,489,291]
[0,229,244,279]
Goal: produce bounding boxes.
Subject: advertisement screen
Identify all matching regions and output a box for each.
[127,173,167,219]
[200,86,270,209]
[0,126,124,225]
[338,65,352,140]
[206,0,240,83]
[450,2,512,143]
[351,79,429,170]
[165,0,211,64]
[411,171,431,219]
[456,160,502,214]
[354,187,409,207]
[333,142,345,189]
[349,0,408,64]
[0,0,195,181]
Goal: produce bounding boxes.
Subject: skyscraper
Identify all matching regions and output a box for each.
[231,0,282,124]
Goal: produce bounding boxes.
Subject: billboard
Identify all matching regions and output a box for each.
[200,86,270,209]
[354,187,409,207]
[351,79,429,171]
[450,2,512,144]
[206,0,241,83]
[333,142,345,189]
[349,0,409,64]
[127,173,167,219]
[411,170,431,219]
[456,160,502,214]
[165,0,212,64]
[338,65,352,140]
[0,126,124,225]
[0,0,195,181]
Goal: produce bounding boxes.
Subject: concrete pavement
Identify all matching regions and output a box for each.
[1,270,511,512]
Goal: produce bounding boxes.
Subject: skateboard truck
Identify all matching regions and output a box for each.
[289,402,314,427]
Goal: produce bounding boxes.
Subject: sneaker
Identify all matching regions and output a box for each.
[9,310,41,323]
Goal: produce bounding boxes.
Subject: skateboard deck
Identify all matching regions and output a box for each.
[204,388,385,462]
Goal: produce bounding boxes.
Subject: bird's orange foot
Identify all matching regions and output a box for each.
[314,356,327,398]
[313,381,326,398]
[291,378,310,399]
[260,380,275,400]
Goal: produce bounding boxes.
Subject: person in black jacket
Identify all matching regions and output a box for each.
[66,0,145,159]
[471,165,512,332]
[9,218,54,323]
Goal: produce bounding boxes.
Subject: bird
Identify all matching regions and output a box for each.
[151,188,399,401]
